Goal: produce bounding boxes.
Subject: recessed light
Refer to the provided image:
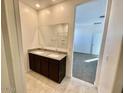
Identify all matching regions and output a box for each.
[52,0,56,2]
[35,3,40,8]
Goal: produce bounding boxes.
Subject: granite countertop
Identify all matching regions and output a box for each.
[28,48,67,61]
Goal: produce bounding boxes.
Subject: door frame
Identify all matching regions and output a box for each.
[71,0,112,87]
[2,0,26,92]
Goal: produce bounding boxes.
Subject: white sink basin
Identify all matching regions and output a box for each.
[35,51,45,54]
[48,54,59,58]
[34,51,49,55]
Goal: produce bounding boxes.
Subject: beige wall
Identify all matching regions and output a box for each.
[98,0,123,92]
[19,2,40,71]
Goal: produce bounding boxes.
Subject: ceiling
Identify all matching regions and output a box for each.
[20,0,107,24]
[75,0,107,24]
[20,0,67,10]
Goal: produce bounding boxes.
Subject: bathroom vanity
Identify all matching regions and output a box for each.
[28,49,67,83]
[28,23,68,83]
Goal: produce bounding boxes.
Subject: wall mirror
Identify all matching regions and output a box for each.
[38,23,69,52]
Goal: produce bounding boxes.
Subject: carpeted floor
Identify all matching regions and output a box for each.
[73,52,98,84]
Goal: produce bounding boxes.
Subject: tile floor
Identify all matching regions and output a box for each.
[26,71,98,93]
[73,52,98,83]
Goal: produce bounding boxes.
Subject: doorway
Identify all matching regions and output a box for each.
[73,0,107,84]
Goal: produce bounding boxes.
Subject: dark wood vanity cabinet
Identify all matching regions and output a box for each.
[28,53,66,83]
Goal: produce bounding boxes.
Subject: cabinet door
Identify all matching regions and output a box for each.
[59,57,66,82]
[40,57,48,77]
[29,53,35,71]
[49,59,59,82]
[34,55,41,73]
